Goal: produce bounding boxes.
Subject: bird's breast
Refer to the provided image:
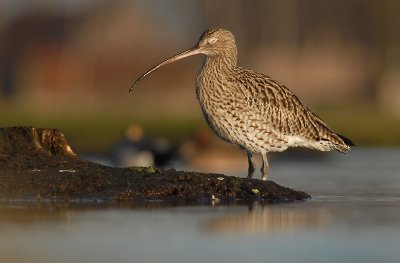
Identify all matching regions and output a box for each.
[195,71,253,148]
[195,72,227,131]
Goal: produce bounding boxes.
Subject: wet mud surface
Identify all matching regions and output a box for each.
[0,127,310,205]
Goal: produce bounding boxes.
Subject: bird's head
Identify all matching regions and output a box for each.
[129,28,237,92]
[196,28,237,56]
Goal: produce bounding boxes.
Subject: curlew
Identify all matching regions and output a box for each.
[129,28,354,181]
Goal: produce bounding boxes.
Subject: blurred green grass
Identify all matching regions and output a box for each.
[1,104,399,153]
[0,108,205,153]
[317,104,400,147]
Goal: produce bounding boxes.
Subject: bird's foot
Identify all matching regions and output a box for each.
[261,176,268,181]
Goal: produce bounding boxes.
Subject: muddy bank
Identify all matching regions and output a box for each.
[0,127,310,205]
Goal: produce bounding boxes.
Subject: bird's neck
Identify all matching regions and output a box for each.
[196,51,237,100]
[196,48,238,101]
[202,48,238,75]
[203,57,234,74]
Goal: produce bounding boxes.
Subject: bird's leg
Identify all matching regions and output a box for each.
[246,151,256,179]
[261,152,269,181]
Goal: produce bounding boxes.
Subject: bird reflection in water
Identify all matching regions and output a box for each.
[203,204,331,234]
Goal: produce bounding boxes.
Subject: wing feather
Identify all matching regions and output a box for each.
[231,68,349,151]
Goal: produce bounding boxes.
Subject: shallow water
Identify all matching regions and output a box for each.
[1,148,399,263]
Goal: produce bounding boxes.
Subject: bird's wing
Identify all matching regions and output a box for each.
[231,68,347,149]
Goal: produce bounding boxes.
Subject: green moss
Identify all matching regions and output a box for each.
[143,166,156,173]
[127,166,163,174]
[226,176,242,190]
[127,166,145,173]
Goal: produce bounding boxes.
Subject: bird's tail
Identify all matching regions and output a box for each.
[311,113,354,153]
[334,133,355,153]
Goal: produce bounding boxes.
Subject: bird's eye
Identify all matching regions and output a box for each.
[208,37,218,44]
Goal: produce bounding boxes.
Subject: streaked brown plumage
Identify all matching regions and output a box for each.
[130,28,354,181]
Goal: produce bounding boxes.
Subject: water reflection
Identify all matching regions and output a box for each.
[0,203,111,225]
[0,202,175,224]
[0,206,74,224]
[203,204,331,234]
[0,196,399,263]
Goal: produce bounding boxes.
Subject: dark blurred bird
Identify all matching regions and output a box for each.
[109,124,176,167]
[130,28,354,181]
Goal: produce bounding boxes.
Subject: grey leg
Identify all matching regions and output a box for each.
[261,152,269,181]
[246,151,256,179]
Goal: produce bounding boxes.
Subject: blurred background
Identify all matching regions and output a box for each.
[1,0,400,171]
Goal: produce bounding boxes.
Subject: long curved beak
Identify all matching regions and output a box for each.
[129,46,202,92]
